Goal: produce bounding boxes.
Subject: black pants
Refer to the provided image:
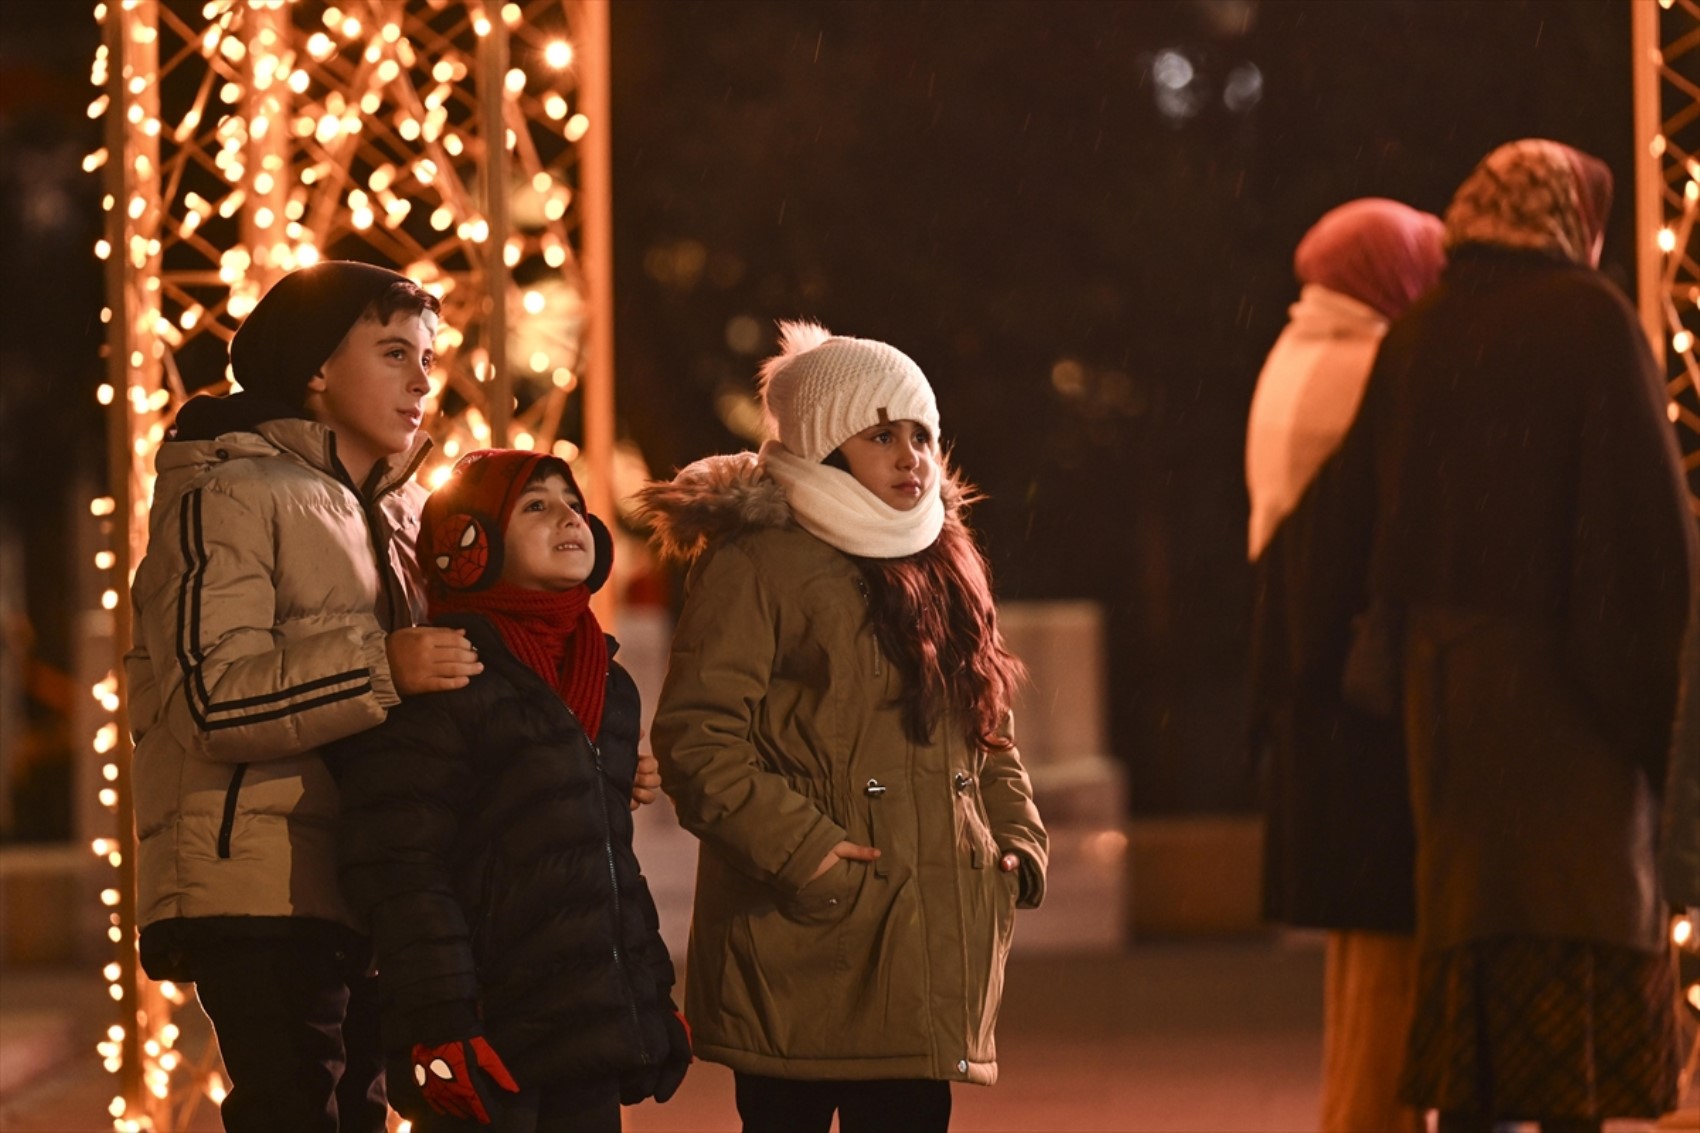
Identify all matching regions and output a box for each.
[734,1073,952,1133]
[192,934,387,1133]
[1437,1117,1600,1133]
[386,1068,621,1133]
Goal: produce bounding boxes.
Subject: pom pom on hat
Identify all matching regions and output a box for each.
[757,320,940,463]
[229,260,413,409]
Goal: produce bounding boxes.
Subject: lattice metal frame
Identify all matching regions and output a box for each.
[90,1,614,1126]
[1635,0,1700,512]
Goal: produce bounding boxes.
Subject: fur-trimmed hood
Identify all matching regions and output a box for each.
[634,450,975,563]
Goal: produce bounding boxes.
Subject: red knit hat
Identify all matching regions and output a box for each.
[420,449,613,594]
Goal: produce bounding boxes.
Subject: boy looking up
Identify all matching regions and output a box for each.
[330,450,690,1132]
[127,261,480,1132]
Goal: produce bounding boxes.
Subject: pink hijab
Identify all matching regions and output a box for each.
[1293,198,1447,319]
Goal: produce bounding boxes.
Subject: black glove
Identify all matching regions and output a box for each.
[621,1004,693,1105]
[653,1007,693,1103]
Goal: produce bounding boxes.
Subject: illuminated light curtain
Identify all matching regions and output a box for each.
[1632,0,1700,1102]
[89,1,616,1127]
[1634,0,1700,512]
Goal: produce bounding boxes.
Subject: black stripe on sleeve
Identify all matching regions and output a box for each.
[172,485,377,734]
[200,682,374,732]
[175,490,211,730]
[197,668,373,716]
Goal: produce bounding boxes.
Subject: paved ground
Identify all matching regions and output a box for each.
[5,926,1693,1132]
[5,793,1691,1131]
[0,941,1325,1133]
[627,943,1328,1133]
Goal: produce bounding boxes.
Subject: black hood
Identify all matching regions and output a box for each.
[170,392,310,442]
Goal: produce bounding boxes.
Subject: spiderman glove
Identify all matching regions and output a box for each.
[411,1037,520,1124]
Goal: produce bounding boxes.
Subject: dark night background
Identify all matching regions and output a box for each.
[0,1,1637,837]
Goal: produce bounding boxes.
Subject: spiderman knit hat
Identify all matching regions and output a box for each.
[420,449,613,594]
[757,320,940,462]
[229,260,412,409]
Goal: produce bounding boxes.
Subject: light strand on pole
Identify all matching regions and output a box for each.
[88,3,601,1127]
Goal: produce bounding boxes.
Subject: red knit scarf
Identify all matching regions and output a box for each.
[430,581,608,740]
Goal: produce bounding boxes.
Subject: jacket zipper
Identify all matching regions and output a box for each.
[569,670,654,1065]
[216,764,247,859]
[328,433,428,631]
[474,851,500,975]
[480,635,653,1063]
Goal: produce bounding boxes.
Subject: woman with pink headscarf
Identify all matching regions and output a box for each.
[1247,198,1445,1133]
[1337,139,1695,1133]
[1246,198,1447,560]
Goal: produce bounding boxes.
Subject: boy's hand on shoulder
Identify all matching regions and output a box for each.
[388,627,482,696]
[630,751,661,811]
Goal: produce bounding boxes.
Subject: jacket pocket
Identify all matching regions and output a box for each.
[216,764,248,859]
[778,858,861,926]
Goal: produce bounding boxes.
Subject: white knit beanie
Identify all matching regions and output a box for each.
[757,321,941,462]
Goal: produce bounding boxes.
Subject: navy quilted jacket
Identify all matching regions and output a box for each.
[329,613,675,1089]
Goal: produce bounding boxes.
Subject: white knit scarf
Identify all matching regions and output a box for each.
[759,441,944,559]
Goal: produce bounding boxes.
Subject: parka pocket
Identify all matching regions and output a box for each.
[778,858,862,926]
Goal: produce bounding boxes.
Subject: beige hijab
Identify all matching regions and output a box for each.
[1443,138,1612,266]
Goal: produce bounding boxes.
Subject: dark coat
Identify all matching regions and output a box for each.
[1250,450,1415,932]
[1340,247,1696,954]
[329,614,676,1090]
[1658,593,1700,910]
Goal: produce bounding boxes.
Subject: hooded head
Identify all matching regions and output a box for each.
[1443,138,1613,267]
[419,449,613,597]
[1294,198,1446,319]
[757,320,941,463]
[228,260,438,410]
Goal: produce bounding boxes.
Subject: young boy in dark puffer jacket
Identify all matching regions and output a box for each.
[329,449,689,1132]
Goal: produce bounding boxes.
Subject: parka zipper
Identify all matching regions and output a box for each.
[216,764,248,859]
[854,576,883,677]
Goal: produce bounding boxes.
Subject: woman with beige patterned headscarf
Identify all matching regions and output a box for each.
[1330,138,1696,1133]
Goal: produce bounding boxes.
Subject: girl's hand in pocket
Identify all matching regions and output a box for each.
[810,840,880,882]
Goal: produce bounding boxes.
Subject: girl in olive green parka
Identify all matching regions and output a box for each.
[639,322,1047,1133]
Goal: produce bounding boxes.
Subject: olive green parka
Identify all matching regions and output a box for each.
[640,453,1047,1086]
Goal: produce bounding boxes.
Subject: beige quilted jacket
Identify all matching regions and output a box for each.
[127,416,427,936]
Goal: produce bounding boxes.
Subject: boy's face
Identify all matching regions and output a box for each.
[304,308,437,479]
[502,473,597,592]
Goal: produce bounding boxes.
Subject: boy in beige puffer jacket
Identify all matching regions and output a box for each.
[126,262,481,1133]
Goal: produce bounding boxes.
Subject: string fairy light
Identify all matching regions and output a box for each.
[88,2,616,1126]
[1633,0,1700,512]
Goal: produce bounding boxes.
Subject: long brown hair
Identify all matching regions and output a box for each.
[838,466,1025,752]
